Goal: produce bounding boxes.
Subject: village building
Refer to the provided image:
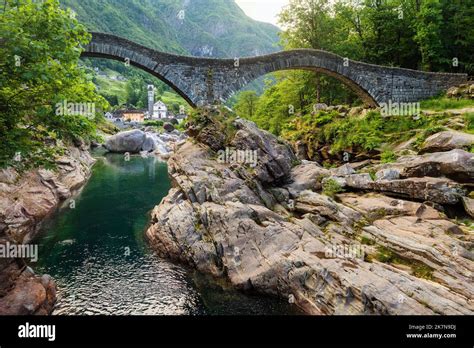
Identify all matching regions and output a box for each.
[175,113,188,123]
[105,112,115,121]
[120,109,145,123]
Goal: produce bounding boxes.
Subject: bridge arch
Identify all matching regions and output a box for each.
[221,52,380,106]
[82,33,201,107]
[82,33,467,108]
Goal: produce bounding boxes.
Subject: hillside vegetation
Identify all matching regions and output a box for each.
[59,0,281,109]
[60,0,280,58]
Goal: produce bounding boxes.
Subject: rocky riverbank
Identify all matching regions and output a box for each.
[146,107,473,315]
[0,146,95,315]
[103,126,187,160]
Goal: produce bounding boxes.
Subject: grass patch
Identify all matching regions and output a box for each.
[375,246,395,263]
[411,264,434,280]
[322,178,344,198]
[464,113,474,134]
[360,236,376,245]
[455,218,474,231]
[420,97,474,111]
[352,218,371,235]
[368,169,377,181]
[144,120,164,128]
[374,246,434,280]
[369,208,389,221]
[95,75,128,104]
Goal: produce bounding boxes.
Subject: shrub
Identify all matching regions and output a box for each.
[144,120,164,127]
[187,107,237,145]
[412,264,434,280]
[380,150,397,163]
[360,236,376,245]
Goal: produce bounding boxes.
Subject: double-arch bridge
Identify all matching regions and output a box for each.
[82,32,467,107]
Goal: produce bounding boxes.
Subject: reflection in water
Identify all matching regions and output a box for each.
[34,154,299,315]
[50,253,203,315]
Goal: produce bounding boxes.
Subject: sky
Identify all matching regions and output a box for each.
[235,0,290,27]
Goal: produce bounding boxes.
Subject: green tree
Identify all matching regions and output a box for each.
[0,0,108,170]
[233,91,259,119]
[125,77,147,108]
[438,0,474,74]
[415,0,444,71]
[101,93,119,107]
[279,0,333,50]
[234,0,474,144]
[279,0,334,102]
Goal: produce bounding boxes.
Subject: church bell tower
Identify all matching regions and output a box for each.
[147,85,155,118]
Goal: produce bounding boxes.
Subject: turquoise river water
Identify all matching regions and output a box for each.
[32,153,300,315]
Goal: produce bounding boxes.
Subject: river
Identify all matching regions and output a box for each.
[33,153,299,315]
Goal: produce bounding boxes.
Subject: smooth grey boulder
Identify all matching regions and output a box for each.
[367,177,466,205]
[324,173,373,190]
[105,130,146,153]
[376,168,400,181]
[420,131,474,154]
[286,161,330,195]
[399,149,474,183]
[373,149,474,183]
[141,135,156,152]
[332,163,356,176]
[313,103,328,111]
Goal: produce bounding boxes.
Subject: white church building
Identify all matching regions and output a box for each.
[152,100,168,119]
[147,85,169,119]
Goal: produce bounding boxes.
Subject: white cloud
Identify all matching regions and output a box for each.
[235,0,290,27]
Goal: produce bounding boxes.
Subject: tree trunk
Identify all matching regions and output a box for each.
[315,74,321,103]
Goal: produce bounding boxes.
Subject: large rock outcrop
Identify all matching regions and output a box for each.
[324,149,473,205]
[0,147,95,315]
[146,115,473,315]
[231,118,297,185]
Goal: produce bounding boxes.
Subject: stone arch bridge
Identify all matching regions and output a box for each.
[82,32,467,108]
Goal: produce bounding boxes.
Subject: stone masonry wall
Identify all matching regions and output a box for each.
[83,32,468,107]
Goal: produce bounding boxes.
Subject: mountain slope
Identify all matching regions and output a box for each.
[60,0,280,58]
